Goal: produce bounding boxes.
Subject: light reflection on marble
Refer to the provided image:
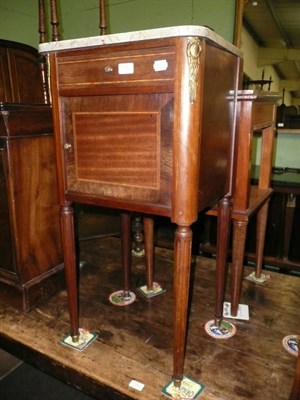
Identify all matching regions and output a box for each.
[39,25,241,56]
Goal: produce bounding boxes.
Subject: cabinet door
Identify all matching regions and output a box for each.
[0,48,12,102]
[7,47,44,103]
[0,141,16,275]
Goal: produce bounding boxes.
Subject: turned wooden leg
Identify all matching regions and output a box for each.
[231,219,248,316]
[215,196,232,324]
[121,212,131,298]
[60,203,79,341]
[131,215,145,257]
[143,216,154,291]
[255,199,270,279]
[173,225,192,386]
[289,345,300,400]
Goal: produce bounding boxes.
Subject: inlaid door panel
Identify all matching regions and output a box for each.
[61,94,174,206]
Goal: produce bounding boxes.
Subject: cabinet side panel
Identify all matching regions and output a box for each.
[8,136,62,283]
[199,44,239,209]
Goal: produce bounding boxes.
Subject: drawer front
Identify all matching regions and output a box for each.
[56,46,175,93]
[252,103,275,130]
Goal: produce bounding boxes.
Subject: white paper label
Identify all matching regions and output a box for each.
[153,59,168,71]
[118,62,134,74]
[129,380,145,391]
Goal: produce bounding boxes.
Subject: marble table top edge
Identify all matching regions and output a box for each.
[39,25,242,57]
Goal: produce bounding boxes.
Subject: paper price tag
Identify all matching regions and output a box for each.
[129,379,145,391]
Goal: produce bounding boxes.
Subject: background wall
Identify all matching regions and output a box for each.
[0,0,235,48]
[0,0,40,47]
[241,27,300,168]
[241,27,291,106]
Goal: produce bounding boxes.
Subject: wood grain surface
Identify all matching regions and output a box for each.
[0,236,298,399]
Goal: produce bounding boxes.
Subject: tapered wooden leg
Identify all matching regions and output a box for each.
[215,196,232,324]
[289,347,300,400]
[231,219,248,316]
[143,216,154,291]
[60,203,79,341]
[173,225,192,386]
[121,212,131,298]
[255,199,270,279]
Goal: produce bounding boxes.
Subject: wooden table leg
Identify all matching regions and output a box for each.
[173,225,192,386]
[131,215,145,257]
[255,199,270,279]
[60,203,79,341]
[143,216,154,291]
[289,346,300,400]
[120,212,131,298]
[215,196,232,323]
[231,219,248,316]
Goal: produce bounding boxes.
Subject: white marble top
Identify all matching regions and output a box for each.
[39,25,242,57]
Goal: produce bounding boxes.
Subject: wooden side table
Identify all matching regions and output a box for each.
[41,26,241,385]
[207,90,280,316]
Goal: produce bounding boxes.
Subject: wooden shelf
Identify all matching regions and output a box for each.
[231,186,273,220]
[206,185,273,221]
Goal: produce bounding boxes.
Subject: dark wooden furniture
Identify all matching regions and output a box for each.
[41,26,241,384]
[0,39,46,104]
[0,37,63,311]
[205,90,279,316]
[0,103,64,311]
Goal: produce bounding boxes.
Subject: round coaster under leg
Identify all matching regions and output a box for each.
[204,319,237,339]
[109,290,136,306]
[282,335,299,356]
[131,248,145,258]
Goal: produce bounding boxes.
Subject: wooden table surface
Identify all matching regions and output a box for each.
[0,236,298,399]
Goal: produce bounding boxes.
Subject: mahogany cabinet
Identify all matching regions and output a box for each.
[41,26,241,384]
[0,103,64,311]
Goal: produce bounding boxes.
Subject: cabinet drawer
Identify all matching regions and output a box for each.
[56,46,175,94]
